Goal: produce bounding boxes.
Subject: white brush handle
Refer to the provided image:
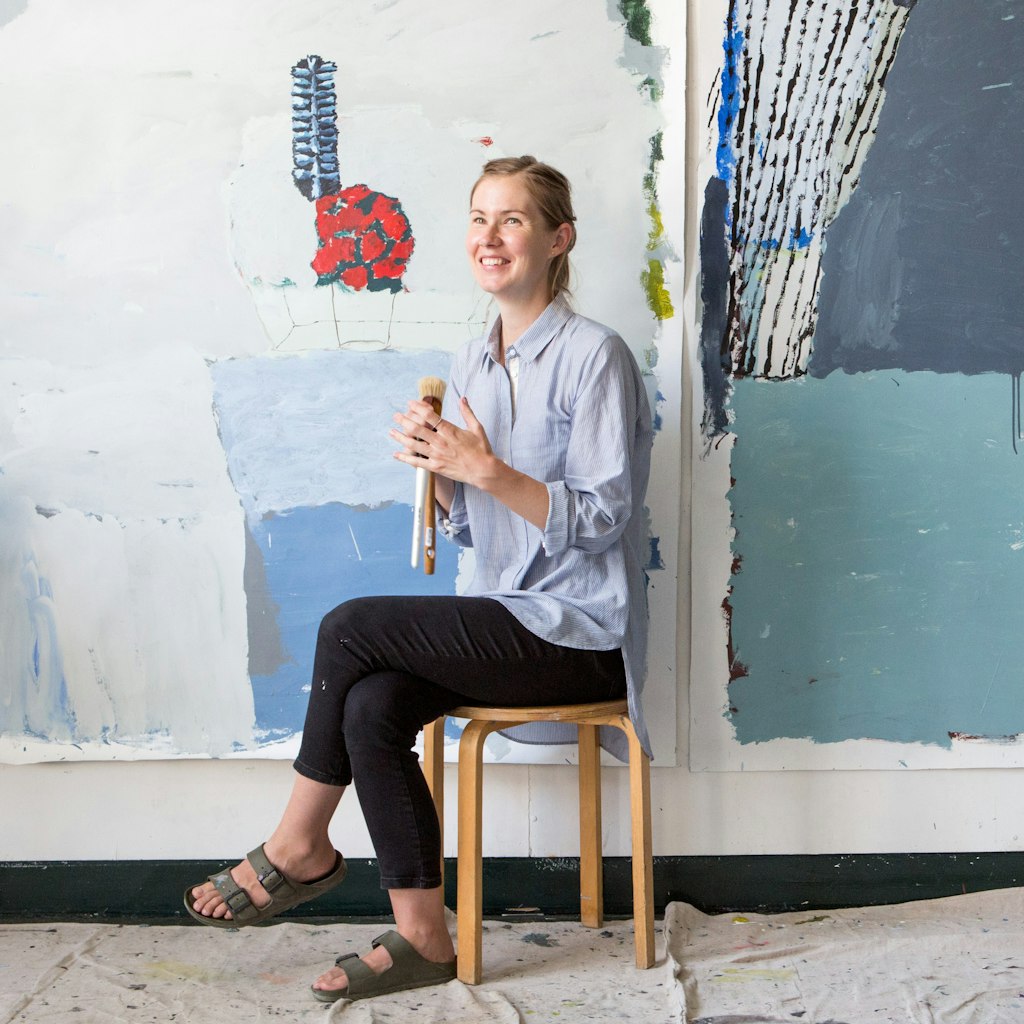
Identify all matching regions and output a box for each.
[411,465,428,568]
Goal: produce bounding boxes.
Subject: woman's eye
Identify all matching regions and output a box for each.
[505,217,521,225]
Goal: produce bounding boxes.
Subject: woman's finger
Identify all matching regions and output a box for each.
[460,396,481,430]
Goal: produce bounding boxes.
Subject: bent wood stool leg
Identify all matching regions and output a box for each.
[577,722,604,928]
[457,717,508,985]
[622,715,655,969]
[422,716,446,879]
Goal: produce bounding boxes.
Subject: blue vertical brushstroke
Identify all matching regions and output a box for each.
[716,15,744,190]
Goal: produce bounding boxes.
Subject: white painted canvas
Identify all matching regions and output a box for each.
[0,0,681,765]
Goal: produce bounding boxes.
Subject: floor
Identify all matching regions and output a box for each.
[3,888,1022,1023]
[0,913,678,1024]
[668,886,1024,1024]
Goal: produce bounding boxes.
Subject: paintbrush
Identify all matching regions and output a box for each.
[417,376,447,575]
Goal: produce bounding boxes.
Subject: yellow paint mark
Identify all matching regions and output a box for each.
[646,198,666,250]
[143,960,223,983]
[731,916,750,924]
[715,967,797,983]
[641,258,674,320]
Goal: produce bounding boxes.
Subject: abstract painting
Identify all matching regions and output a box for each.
[692,0,1024,770]
[0,0,679,764]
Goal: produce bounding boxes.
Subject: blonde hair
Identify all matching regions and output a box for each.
[470,155,577,300]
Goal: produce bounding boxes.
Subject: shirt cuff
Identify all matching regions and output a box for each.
[542,481,575,556]
[439,515,463,539]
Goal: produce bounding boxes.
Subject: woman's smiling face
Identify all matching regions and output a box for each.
[466,174,569,311]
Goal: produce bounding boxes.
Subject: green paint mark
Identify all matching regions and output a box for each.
[641,75,662,102]
[618,0,653,46]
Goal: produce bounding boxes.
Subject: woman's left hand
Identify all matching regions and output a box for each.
[391,395,494,487]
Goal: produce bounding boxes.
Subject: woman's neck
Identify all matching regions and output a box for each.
[496,292,555,356]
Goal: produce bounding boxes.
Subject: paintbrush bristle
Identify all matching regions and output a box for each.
[417,376,447,402]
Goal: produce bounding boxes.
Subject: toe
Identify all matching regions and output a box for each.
[189,883,233,919]
[313,965,349,992]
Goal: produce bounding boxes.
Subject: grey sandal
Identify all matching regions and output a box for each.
[311,930,457,1003]
[183,844,346,928]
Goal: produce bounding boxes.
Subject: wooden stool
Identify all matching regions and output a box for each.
[421,699,654,985]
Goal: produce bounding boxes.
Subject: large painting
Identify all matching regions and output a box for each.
[692,0,1024,770]
[0,0,680,764]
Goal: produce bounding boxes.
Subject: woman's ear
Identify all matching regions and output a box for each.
[551,222,573,257]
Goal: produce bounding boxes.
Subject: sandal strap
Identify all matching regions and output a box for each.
[318,931,456,1002]
[335,953,378,996]
[207,869,256,921]
[245,844,290,898]
[372,930,418,959]
[205,845,290,923]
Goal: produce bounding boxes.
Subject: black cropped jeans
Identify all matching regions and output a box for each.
[293,595,626,890]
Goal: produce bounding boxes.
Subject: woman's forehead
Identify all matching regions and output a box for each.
[470,174,537,211]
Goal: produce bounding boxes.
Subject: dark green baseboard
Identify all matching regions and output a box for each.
[2,854,1023,922]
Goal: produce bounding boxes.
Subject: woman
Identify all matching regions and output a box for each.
[185,156,653,1002]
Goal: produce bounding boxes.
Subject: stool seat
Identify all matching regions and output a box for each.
[421,699,654,984]
[449,698,629,722]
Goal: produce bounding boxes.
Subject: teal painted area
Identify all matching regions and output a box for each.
[728,370,1024,747]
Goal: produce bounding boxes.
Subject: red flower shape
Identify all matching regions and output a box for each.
[312,185,414,293]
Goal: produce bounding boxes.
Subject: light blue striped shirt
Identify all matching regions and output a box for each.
[440,295,654,757]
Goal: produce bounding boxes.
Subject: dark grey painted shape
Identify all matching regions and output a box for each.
[243,519,287,675]
[811,0,1024,377]
[699,176,732,438]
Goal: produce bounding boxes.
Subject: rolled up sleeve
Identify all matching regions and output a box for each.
[540,337,638,558]
[439,481,473,547]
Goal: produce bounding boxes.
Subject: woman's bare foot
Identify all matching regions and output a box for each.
[311,927,455,995]
[189,838,338,920]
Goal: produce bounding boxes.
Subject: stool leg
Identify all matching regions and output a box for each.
[422,717,446,880]
[577,723,603,928]
[624,720,655,969]
[457,719,501,985]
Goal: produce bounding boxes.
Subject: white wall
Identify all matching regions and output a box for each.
[2,0,1023,866]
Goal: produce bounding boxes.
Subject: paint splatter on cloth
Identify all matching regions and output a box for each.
[667,887,1024,1023]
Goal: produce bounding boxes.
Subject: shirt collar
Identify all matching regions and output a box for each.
[483,294,574,366]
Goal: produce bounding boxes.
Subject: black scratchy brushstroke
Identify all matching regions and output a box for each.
[723,1,913,384]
